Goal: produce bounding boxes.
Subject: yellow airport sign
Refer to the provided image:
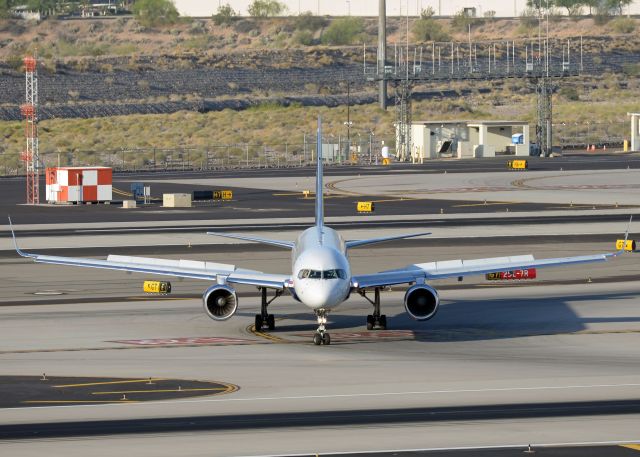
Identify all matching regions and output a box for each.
[214,190,233,200]
[507,160,528,170]
[357,201,375,213]
[143,281,172,294]
[616,239,636,251]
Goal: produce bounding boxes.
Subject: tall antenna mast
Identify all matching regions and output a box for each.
[21,55,39,205]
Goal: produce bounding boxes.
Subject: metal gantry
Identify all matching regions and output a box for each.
[535,76,554,157]
[21,55,39,204]
[394,79,412,161]
[365,37,586,160]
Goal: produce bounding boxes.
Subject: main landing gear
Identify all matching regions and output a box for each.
[254,287,282,332]
[313,309,331,345]
[359,287,387,330]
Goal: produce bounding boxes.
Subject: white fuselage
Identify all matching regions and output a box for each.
[291,226,351,311]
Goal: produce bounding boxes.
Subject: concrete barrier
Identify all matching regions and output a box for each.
[163,193,192,208]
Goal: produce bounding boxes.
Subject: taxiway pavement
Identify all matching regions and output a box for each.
[1,239,639,456]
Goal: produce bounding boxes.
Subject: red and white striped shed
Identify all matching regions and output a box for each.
[46,167,112,203]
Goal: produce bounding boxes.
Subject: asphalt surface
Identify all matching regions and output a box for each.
[1,180,602,225]
[2,400,640,440]
[1,251,639,455]
[324,446,640,457]
[2,158,640,456]
[0,376,237,409]
[3,153,639,225]
[4,214,636,238]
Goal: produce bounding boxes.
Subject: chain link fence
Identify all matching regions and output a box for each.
[0,135,386,176]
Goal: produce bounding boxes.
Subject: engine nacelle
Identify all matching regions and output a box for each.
[203,285,238,321]
[404,284,439,321]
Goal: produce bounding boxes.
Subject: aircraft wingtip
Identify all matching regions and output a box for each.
[7,216,30,258]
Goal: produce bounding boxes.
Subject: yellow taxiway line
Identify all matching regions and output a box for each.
[622,444,640,451]
[54,378,167,388]
[247,321,287,343]
[452,201,518,208]
[92,388,228,395]
[23,400,137,404]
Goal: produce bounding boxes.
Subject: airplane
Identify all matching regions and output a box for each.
[9,118,633,346]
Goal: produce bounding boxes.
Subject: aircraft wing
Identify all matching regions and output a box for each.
[10,221,289,289]
[352,251,620,289]
[352,217,632,289]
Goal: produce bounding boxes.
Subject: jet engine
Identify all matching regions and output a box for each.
[203,285,238,321]
[404,284,439,321]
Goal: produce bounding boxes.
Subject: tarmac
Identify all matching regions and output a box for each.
[1,156,640,456]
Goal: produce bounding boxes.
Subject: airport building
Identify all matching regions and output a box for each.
[406,120,531,162]
[629,112,640,152]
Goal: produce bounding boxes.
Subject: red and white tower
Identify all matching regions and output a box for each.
[21,55,39,204]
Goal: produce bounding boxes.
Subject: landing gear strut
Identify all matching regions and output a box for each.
[313,309,331,345]
[360,287,387,330]
[254,287,281,331]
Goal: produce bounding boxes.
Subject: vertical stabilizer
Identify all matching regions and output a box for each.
[315,116,324,228]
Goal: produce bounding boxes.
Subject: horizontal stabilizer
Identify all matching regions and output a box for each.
[207,232,294,249]
[345,232,431,249]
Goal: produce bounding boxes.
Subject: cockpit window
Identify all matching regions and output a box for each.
[308,270,322,279]
[298,269,346,280]
[323,269,347,279]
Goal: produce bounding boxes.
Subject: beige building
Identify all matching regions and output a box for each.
[629,113,640,151]
[408,120,531,162]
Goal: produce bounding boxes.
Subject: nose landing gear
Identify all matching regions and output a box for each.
[313,310,331,345]
[254,288,281,332]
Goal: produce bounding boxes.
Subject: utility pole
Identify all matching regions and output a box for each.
[378,0,387,110]
[21,55,39,204]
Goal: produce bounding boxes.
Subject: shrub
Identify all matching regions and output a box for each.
[622,63,640,76]
[519,8,539,29]
[559,86,580,101]
[420,6,435,18]
[132,0,179,27]
[213,3,237,26]
[321,17,364,45]
[293,30,314,46]
[610,17,635,33]
[248,0,286,17]
[451,9,480,32]
[295,11,326,31]
[234,19,256,34]
[412,18,450,42]
[189,20,206,34]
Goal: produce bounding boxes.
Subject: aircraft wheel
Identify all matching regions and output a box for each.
[366,315,374,331]
[322,332,331,345]
[378,315,387,330]
[255,315,263,331]
[313,333,322,346]
[267,314,275,331]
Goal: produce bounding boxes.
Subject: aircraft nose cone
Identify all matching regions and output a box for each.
[301,284,335,309]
